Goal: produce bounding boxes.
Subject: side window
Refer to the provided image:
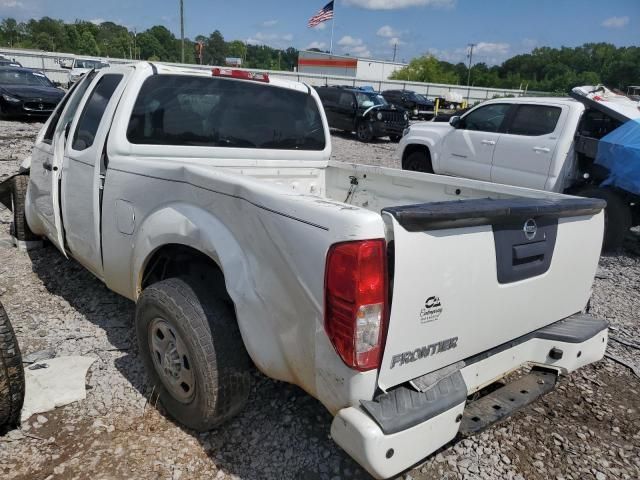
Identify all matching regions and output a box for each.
[462,104,511,133]
[43,71,99,144]
[71,74,123,151]
[338,92,354,107]
[507,105,562,136]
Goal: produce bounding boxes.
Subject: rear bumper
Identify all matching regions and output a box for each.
[330,314,608,479]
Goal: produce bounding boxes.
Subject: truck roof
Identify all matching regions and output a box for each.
[149,62,310,94]
[483,96,579,106]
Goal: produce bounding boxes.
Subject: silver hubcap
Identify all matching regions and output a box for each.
[148,318,195,403]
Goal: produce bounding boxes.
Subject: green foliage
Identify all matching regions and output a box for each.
[391,55,458,84]
[391,43,639,92]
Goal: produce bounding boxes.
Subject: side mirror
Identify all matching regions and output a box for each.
[449,116,461,128]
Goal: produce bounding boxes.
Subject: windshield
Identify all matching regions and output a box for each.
[405,92,425,102]
[75,59,108,69]
[127,75,326,151]
[355,91,387,108]
[0,70,54,87]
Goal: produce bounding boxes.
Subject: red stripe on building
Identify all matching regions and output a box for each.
[298,58,357,68]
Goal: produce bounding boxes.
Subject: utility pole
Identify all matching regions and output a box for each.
[466,43,476,103]
[180,0,185,63]
[392,42,397,62]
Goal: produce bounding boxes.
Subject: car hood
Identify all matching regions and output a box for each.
[408,121,454,135]
[0,84,64,101]
[360,104,407,116]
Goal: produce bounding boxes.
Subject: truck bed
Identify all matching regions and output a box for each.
[225,160,605,390]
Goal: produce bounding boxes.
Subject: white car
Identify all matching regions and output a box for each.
[65,58,110,87]
[2,63,608,479]
[397,92,640,250]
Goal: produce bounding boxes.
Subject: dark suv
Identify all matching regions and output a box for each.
[315,86,409,142]
[381,90,434,120]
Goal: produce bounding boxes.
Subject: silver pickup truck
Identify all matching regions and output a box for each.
[0,63,608,479]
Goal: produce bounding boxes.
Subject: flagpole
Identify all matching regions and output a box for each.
[329,1,335,54]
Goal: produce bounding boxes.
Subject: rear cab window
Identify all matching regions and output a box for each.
[127,75,326,151]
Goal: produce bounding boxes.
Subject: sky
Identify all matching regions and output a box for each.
[0,0,638,64]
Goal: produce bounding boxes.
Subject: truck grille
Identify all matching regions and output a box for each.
[382,111,406,126]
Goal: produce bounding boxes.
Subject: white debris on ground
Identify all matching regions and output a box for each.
[0,119,638,480]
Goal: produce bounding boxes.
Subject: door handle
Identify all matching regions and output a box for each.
[43,162,52,171]
[481,140,496,145]
[533,146,550,153]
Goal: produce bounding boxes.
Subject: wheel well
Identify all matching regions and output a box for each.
[141,244,229,300]
[402,144,430,168]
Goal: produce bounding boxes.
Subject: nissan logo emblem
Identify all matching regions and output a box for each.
[523,218,537,240]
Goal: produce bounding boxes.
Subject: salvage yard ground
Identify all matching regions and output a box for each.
[0,120,639,480]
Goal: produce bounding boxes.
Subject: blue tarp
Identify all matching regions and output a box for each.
[596,118,640,197]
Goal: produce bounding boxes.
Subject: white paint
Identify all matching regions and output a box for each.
[23,63,606,477]
[398,96,588,192]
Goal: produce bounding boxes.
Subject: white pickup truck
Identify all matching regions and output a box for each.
[1,63,608,479]
[397,93,640,250]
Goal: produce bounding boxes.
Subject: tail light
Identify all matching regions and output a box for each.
[325,239,388,371]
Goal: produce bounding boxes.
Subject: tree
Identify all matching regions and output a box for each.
[0,18,20,47]
[390,55,459,84]
[77,30,100,56]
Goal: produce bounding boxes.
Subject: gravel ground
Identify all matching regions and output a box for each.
[0,119,638,480]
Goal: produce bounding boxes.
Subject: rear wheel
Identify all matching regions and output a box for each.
[10,175,36,242]
[0,302,25,433]
[356,121,373,142]
[577,187,631,252]
[136,277,251,431]
[403,148,433,173]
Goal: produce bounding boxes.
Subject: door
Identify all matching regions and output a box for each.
[491,104,564,190]
[439,103,511,181]
[336,91,357,131]
[61,72,127,278]
[28,72,97,251]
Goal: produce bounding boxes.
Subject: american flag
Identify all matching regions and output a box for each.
[307,1,334,28]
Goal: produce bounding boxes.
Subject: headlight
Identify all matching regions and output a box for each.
[1,93,21,103]
[413,108,418,116]
[404,112,409,120]
[403,127,410,137]
[376,112,383,120]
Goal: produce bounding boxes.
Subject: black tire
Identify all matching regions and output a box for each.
[0,302,25,433]
[10,175,36,242]
[403,148,434,173]
[136,277,251,431]
[389,135,402,143]
[578,187,631,252]
[356,121,373,142]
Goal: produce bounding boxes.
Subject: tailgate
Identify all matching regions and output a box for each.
[378,196,605,390]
